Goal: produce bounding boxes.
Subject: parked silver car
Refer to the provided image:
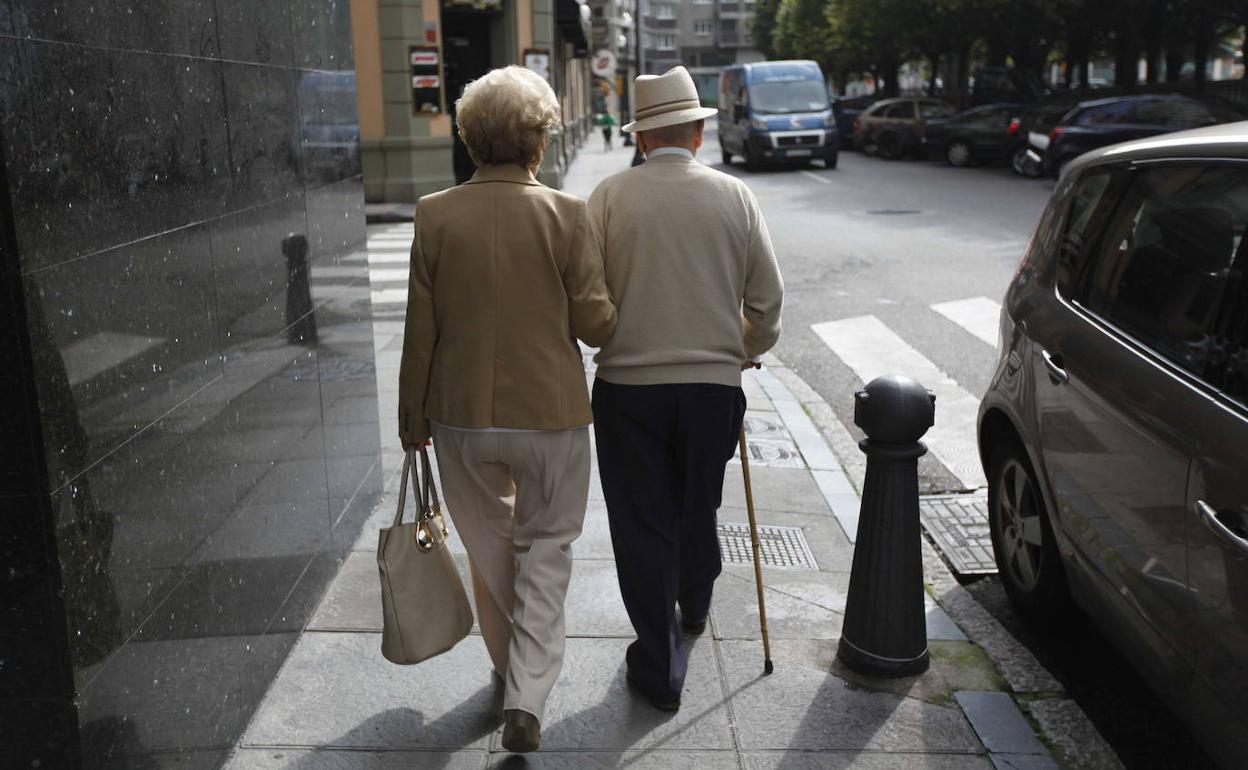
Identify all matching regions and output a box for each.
[978,121,1248,768]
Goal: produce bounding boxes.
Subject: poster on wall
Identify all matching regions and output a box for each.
[409,46,443,114]
[524,49,551,83]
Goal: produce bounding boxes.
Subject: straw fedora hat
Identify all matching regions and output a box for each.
[622,66,718,133]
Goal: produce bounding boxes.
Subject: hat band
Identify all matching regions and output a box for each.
[634,97,703,120]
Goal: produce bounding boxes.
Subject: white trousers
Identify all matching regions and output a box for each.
[431,425,589,720]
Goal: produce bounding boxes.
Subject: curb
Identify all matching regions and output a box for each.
[761,354,1123,770]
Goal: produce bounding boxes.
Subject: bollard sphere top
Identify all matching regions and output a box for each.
[853,374,935,444]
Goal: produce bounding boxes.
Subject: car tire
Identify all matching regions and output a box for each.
[743,144,759,171]
[721,148,733,165]
[945,141,972,167]
[1010,146,1030,176]
[825,153,838,169]
[877,131,905,160]
[987,437,1068,615]
[860,135,879,156]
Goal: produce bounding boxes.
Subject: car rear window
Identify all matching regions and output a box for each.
[919,102,954,120]
[1075,101,1133,125]
[881,102,914,119]
[1075,165,1248,378]
[1130,99,1218,129]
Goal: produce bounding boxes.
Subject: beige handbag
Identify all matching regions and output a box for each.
[378,447,473,664]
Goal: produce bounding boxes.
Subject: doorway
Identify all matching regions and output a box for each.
[442,5,496,184]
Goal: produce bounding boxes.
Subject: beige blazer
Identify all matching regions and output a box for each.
[398,164,617,445]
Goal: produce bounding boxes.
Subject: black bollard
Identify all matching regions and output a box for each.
[283,233,317,346]
[837,374,935,678]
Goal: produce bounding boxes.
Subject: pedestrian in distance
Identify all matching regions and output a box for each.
[586,66,784,712]
[398,65,617,753]
[600,111,618,151]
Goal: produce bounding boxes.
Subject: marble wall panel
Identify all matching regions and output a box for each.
[2,1,374,764]
[292,0,356,72]
[0,1,219,57]
[24,223,222,490]
[214,0,294,66]
[0,39,229,271]
[221,61,304,210]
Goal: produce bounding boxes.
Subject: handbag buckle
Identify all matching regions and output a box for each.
[415,519,437,552]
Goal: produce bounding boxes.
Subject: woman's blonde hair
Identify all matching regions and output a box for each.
[455,66,561,168]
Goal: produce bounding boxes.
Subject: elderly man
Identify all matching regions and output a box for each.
[587,66,784,711]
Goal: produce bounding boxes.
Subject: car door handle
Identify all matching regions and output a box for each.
[1196,500,1248,555]
[1041,349,1069,384]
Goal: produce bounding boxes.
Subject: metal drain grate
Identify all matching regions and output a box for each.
[718,523,817,569]
[919,494,996,575]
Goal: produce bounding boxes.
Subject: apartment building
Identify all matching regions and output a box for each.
[590,0,763,111]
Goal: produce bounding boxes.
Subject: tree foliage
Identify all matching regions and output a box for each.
[751,0,1248,97]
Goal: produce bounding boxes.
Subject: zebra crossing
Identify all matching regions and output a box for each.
[811,302,998,492]
[365,224,416,320]
[364,223,1002,497]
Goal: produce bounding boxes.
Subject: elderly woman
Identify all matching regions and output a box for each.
[398,66,616,753]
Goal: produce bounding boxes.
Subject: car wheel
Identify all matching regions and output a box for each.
[825,153,838,169]
[945,141,972,167]
[743,144,759,171]
[877,131,905,160]
[721,148,733,165]
[988,439,1068,615]
[1010,146,1030,176]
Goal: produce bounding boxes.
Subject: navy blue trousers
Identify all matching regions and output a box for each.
[592,378,746,701]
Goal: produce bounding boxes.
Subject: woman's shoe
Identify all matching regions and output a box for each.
[501,709,541,753]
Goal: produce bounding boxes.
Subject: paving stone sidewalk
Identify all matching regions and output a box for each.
[226,143,1111,769]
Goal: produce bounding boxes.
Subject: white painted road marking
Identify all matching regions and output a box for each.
[367,268,410,284]
[800,170,831,185]
[811,314,987,490]
[366,252,411,265]
[370,288,409,306]
[931,296,1002,349]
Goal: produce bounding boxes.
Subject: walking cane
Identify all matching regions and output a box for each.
[738,426,775,675]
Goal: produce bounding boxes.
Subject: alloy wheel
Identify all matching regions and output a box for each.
[947,142,971,167]
[1011,146,1028,175]
[996,458,1044,592]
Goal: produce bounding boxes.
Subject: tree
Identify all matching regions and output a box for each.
[750,0,783,58]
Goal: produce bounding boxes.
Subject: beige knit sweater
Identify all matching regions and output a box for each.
[587,152,784,387]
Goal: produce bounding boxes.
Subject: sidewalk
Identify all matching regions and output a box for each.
[227,144,1112,768]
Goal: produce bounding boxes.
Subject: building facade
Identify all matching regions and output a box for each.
[351,0,594,201]
[588,0,763,114]
[1,1,381,767]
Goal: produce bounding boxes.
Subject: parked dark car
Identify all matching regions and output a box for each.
[978,121,1248,768]
[1042,94,1246,177]
[1007,102,1075,177]
[830,94,877,148]
[970,65,1046,106]
[925,103,1025,167]
[853,97,956,159]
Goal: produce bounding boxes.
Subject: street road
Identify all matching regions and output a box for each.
[692,124,1217,768]
[707,124,1052,494]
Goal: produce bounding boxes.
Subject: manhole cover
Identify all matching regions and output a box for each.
[919,494,996,575]
[867,208,921,215]
[718,523,817,569]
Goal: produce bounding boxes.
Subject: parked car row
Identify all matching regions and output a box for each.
[842,93,1247,180]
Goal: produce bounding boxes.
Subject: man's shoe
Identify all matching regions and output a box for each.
[681,616,708,636]
[626,671,681,712]
[501,709,541,753]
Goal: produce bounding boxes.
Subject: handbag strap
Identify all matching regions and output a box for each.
[419,447,442,516]
[392,448,418,528]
